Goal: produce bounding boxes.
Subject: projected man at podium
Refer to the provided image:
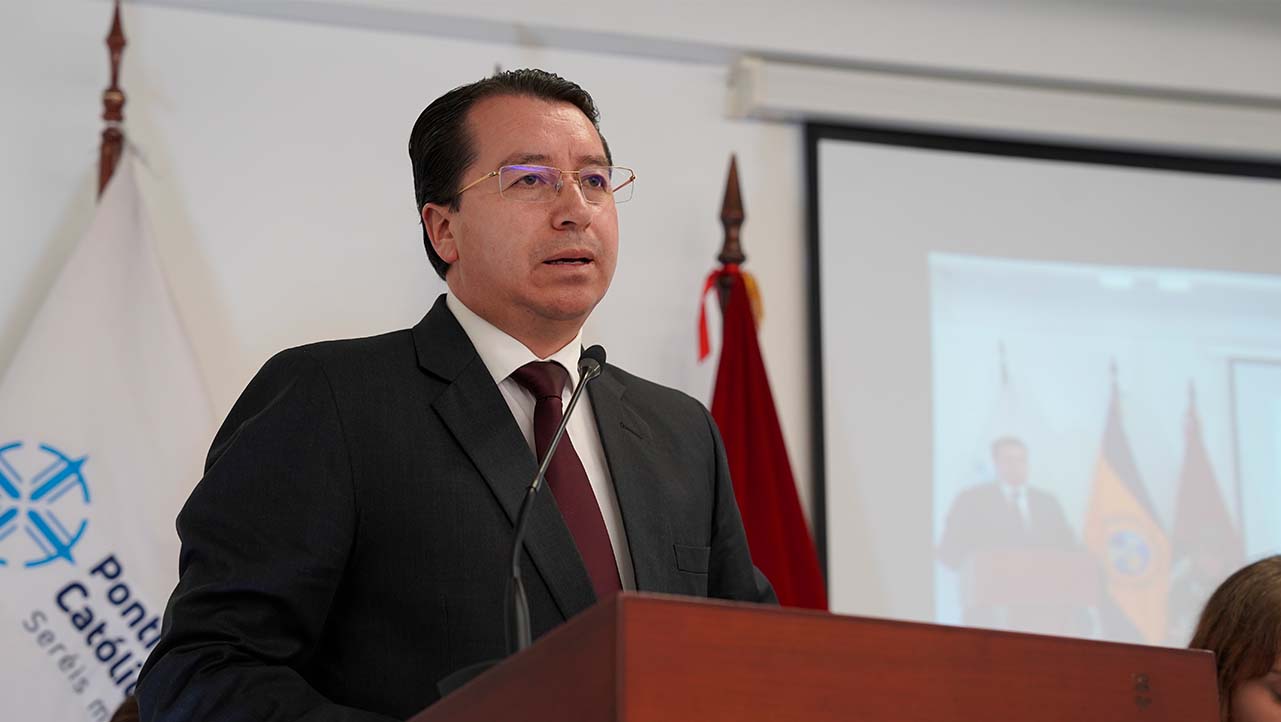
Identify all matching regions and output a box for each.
[938,436,1093,636]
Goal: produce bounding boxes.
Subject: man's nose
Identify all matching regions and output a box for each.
[551,177,596,229]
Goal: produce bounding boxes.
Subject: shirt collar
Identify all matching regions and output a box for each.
[446,292,584,388]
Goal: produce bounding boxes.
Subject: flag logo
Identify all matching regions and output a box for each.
[0,441,91,569]
[1105,524,1153,578]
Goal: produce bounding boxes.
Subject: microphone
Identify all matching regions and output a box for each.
[508,344,606,653]
[436,344,607,698]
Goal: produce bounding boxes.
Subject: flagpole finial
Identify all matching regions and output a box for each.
[1108,358,1123,408]
[719,154,745,266]
[998,342,1010,386]
[1185,379,1200,435]
[99,0,127,197]
[716,154,746,308]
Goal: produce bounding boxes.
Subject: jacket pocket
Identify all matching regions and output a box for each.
[673,543,711,574]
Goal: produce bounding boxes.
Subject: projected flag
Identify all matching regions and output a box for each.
[1082,367,1171,644]
[1167,383,1243,642]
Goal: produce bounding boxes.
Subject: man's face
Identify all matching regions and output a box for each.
[994,443,1029,487]
[426,94,619,341]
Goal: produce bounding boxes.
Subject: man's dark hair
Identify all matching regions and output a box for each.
[408,69,612,280]
[990,435,1027,458]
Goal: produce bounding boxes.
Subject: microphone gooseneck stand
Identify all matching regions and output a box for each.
[436,345,607,697]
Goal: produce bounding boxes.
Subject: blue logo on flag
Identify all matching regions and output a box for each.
[0,442,91,568]
[1107,529,1151,577]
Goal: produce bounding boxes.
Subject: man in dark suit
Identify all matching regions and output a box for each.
[937,436,1087,634]
[137,69,775,722]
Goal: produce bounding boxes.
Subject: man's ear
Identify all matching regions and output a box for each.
[423,203,459,265]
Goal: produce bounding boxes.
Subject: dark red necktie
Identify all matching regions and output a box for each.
[510,361,622,599]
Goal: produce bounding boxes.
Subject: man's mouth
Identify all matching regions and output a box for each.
[543,251,594,266]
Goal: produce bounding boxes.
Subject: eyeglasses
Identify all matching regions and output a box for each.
[455,164,636,204]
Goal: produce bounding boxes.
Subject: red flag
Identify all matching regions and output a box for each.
[1171,388,1242,575]
[709,270,828,608]
[1167,386,1243,640]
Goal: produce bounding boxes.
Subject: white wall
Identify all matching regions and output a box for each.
[132,0,1281,98]
[6,0,1280,539]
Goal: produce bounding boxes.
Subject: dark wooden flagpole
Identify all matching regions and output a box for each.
[99,0,127,197]
[716,154,746,309]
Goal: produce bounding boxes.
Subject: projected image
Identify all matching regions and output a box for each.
[931,253,1281,645]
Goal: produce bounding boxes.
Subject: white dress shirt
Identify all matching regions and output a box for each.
[446,293,636,590]
[1002,483,1030,527]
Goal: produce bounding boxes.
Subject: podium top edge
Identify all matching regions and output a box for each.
[613,592,1215,660]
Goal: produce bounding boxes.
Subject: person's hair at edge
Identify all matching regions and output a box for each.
[407,68,613,280]
[1189,554,1281,722]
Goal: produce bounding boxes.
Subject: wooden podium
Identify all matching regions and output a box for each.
[411,592,1217,722]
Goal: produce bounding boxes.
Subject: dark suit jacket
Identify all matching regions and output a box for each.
[937,481,1076,571]
[936,480,1090,634]
[137,296,775,722]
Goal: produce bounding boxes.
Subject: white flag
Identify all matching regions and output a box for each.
[0,154,214,720]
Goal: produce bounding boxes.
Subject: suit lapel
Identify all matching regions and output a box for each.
[589,368,675,592]
[413,296,596,621]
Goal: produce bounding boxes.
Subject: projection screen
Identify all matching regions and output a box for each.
[806,124,1281,646]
